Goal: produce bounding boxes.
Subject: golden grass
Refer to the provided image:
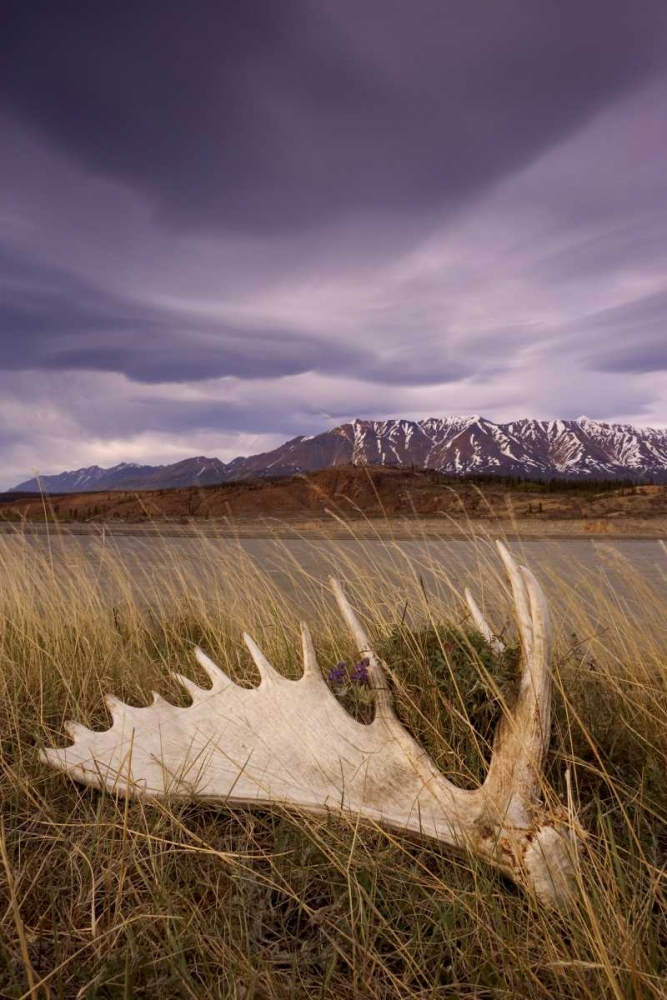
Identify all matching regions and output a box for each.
[0,519,666,998]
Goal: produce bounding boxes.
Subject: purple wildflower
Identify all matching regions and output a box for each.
[328,662,347,685]
[350,657,370,685]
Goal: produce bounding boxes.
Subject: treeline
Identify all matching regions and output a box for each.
[455,474,659,494]
[360,461,665,492]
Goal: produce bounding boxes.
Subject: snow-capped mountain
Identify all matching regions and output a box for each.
[223,416,667,481]
[10,417,667,492]
[11,457,228,493]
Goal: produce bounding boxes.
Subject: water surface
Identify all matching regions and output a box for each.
[2,531,664,625]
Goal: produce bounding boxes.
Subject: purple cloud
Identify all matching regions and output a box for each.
[0,0,666,485]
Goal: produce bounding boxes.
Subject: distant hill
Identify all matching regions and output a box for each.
[11,456,228,493]
[11,415,667,492]
[3,466,666,527]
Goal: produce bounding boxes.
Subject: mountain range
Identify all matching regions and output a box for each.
[11,415,667,492]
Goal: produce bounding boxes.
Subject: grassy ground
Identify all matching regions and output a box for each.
[0,525,666,998]
[2,468,667,533]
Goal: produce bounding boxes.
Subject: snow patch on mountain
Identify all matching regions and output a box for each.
[10,416,667,492]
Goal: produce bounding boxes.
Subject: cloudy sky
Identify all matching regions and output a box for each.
[2,1,667,487]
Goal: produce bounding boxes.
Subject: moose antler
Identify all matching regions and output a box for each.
[42,541,577,906]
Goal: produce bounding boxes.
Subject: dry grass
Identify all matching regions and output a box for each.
[0,520,666,998]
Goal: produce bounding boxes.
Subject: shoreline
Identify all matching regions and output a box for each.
[1,516,666,540]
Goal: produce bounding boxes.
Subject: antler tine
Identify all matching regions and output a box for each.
[243,633,287,686]
[660,540,667,557]
[496,541,534,661]
[329,577,395,721]
[194,647,231,689]
[300,622,327,682]
[483,548,553,822]
[172,646,236,702]
[514,565,552,774]
[464,586,506,653]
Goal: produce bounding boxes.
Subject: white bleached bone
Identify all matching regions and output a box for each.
[463,587,506,654]
[42,541,577,906]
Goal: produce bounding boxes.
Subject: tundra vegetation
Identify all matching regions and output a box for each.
[1,469,667,529]
[0,522,665,998]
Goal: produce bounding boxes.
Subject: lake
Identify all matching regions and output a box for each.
[2,530,665,636]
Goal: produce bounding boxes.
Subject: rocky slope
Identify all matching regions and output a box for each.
[3,466,667,530]
[11,416,667,492]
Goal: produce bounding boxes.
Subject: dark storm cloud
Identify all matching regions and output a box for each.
[2,0,665,234]
[580,288,667,374]
[0,245,364,383]
[0,244,476,386]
